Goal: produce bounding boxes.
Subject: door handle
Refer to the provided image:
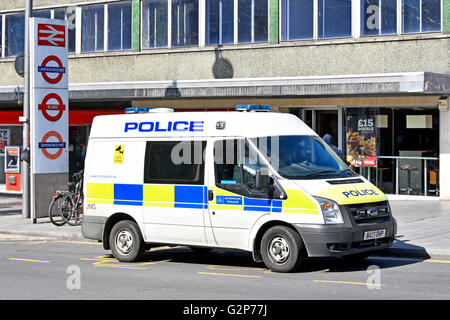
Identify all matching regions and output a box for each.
[208,189,214,201]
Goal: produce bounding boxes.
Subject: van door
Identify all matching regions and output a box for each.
[206,138,279,250]
[142,140,208,246]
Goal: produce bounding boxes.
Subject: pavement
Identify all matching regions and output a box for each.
[0,195,449,259]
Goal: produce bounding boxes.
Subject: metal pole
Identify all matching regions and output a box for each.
[22,0,32,219]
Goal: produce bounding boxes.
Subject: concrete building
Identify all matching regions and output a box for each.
[0,0,449,199]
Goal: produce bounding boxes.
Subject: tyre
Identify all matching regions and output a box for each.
[48,196,69,226]
[109,220,146,262]
[61,194,83,226]
[260,225,304,273]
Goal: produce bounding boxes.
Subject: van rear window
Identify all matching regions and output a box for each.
[144,141,205,185]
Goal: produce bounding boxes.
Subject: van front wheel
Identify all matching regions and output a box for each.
[110,220,145,262]
[261,226,304,273]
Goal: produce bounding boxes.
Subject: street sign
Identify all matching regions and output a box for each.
[14,53,25,78]
[30,17,68,174]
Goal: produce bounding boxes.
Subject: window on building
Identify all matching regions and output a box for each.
[238,0,268,43]
[144,141,206,184]
[33,9,51,18]
[171,0,199,47]
[361,0,397,36]
[142,0,169,48]
[206,0,234,45]
[108,1,132,51]
[318,0,352,38]
[81,4,104,52]
[403,0,441,33]
[54,7,76,53]
[5,13,25,57]
[282,0,314,40]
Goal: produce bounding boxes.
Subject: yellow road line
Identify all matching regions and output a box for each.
[8,258,50,263]
[370,256,450,264]
[198,272,263,279]
[314,279,386,287]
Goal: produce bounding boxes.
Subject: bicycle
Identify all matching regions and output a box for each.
[61,170,84,226]
[48,170,84,226]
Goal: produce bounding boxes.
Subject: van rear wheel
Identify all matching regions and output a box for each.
[261,226,304,273]
[110,220,145,262]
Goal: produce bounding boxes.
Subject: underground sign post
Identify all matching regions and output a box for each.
[30,18,68,221]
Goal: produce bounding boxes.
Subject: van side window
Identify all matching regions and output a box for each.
[144,141,206,185]
[214,139,269,198]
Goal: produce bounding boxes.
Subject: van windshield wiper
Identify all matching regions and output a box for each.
[304,170,337,177]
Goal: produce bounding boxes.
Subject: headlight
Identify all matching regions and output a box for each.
[314,196,344,224]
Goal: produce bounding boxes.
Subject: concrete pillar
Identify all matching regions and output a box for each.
[440,103,450,199]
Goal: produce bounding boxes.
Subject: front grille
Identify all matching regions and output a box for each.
[326,178,364,185]
[347,201,390,224]
[352,237,392,249]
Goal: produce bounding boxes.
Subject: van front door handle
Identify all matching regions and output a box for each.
[208,189,214,201]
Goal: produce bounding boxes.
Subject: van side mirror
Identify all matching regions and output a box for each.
[255,168,270,190]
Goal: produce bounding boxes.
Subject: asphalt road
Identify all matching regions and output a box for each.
[0,234,449,301]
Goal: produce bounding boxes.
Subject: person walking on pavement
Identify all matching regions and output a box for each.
[322,134,343,159]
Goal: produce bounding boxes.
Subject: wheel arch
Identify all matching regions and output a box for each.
[251,220,301,262]
[102,212,139,250]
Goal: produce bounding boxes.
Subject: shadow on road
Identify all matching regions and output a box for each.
[122,246,427,274]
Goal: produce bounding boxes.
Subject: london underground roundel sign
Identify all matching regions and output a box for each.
[38,131,65,160]
[38,92,66,122]
[38,55,66,84]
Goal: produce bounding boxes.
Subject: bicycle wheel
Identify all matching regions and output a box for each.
[48,196,69,226]
[61,194,82,226]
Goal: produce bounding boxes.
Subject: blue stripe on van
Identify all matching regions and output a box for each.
[114,184,143,206]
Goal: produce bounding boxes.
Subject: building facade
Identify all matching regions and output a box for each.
[0,0,449,199]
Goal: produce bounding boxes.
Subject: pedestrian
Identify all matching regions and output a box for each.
[322,134,343,159]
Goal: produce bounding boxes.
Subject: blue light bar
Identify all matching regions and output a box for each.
[235,104,271,111]
[125,107,152,114]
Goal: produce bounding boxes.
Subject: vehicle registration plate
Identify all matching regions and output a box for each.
[363,229,386,240]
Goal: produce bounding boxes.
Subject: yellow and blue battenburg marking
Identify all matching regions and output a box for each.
[86,183,319,214]
[87,183,208,209]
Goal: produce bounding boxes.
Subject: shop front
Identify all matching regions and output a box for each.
[296,105,440,197]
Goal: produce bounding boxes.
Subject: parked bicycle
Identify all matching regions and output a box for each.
[48,170,84,226]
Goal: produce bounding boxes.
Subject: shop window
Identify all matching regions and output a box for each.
[142,0,169,48]
[361,0,397,36]
[206,0,234,45]
[318,0,352,39]
[5,13,24,57]
[108,1,132,51]
[54,7,76,53]
[282,0,314,41]
[144,141,205,184]
[81,4,104,52]
[171,0,199,47]
[238,0,268,43]
[403,0,441,33]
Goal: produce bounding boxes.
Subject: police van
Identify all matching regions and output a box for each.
[82,105,397,273]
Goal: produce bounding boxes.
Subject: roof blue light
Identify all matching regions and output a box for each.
[235,104,271,111]
[125,107,152,114]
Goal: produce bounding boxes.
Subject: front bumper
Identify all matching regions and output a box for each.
[294,201,397,257]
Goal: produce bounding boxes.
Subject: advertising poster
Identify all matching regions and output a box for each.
[346,108,377,167]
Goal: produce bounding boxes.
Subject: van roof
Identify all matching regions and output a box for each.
[89,111,318,139]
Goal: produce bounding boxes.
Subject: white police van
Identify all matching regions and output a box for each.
[82,105,396,272]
